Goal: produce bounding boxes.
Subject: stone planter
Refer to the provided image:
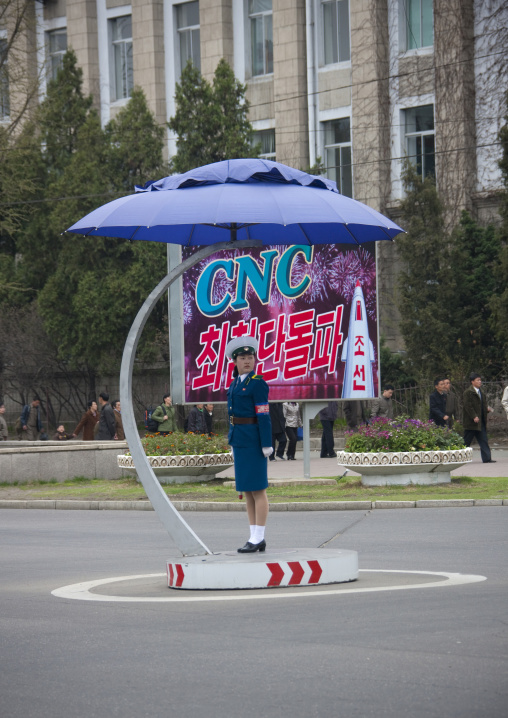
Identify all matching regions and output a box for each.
[336,448,473,486]
[117,452,234,484]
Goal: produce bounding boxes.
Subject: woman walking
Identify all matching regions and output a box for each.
[226,337,273,553]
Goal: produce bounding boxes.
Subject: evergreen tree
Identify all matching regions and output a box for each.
[16,49,95,292]
[396,161,450,376]
[397,161,504,379]
[445,212,502,377]
[106,87,168,191]
[168,58,257,173]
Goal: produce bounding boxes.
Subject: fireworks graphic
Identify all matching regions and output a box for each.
[329,248,377,318]
[295,244,339,304]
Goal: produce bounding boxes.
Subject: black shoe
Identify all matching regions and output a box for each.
[484,460,497,463]
[269,457,275,461]
[276,455,286,460]
[237,540,266,553]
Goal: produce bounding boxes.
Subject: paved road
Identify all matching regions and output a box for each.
[1,507,507,718]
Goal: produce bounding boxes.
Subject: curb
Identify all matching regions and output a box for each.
[0,498,506,511]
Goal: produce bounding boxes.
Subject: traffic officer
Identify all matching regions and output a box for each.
[226,336,273,553]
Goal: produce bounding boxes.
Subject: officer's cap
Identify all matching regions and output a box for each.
[225,336,259,360]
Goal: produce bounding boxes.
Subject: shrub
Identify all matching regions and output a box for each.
[344,417,466,453]
[140,431,230,457]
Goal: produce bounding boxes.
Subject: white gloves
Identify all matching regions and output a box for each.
[262,446,274,457]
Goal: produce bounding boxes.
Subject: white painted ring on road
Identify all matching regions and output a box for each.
[51,570,486,603]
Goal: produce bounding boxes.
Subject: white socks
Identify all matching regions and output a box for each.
[249,525,266,544]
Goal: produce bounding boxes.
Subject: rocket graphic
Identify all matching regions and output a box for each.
[341,280,375,398]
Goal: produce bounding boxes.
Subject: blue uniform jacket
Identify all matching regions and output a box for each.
[227,371,272,449]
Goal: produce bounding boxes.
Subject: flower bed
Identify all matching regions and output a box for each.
[344,417,466,454]
[140,431,231,456]
[119,431,233,484]
[340,418,471,486]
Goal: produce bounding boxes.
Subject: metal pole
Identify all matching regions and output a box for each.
[120,239,262,557]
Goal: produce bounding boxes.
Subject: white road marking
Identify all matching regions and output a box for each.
[51,570,487,603]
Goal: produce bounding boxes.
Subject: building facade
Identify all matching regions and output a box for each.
[1,0,507,348]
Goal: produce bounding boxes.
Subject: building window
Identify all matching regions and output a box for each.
[249,0,273,77]
[403,0,433,50]
[252,129,276,160]
[324,118,352,197]
[404,104,435,179]
[0,38,9,119]
[46,29,67,81]
[322,0,350,65]
[176,1,200,74]
[110,15,133,101]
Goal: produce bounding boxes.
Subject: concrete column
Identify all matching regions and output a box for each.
[273,0,309,169]
[199,0,233,81]
[350,1,395,348]
[5,1,39,125]
[132,0,166,129]
[350,0,390,211]
[434,0,476,228]
[66,0,100,102]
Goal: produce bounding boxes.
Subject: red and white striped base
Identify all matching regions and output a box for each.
[167,548,358,590]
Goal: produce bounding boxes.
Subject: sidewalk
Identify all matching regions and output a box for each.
[215,447,508,481]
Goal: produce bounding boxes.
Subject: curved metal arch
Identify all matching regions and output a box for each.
[119,239,262,556]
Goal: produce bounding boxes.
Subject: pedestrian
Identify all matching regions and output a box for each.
[151,394,177,435]
[112,400,125,440]
[20,397,43,441]
[502,384,508,421]
[0,403,8,441]
[72,400,99,440]
[187,403,207,434]
[443,377,457,429]
[344,400,368,430]
[462,373,495,463]
[283,401,302,460]
[370,385,394,420]
[429,377,449,427]
[53,424,73,441]
[269,402,287,460]
[96,392,116,440]
[319,401,338,458]
[204,403,214,435]
[226,336,272,553]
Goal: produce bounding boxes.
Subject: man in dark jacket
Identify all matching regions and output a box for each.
[344,400,368,430]
[187,404,207,434]
[96,392,116,440]
[319,401,338,458]
[443,377,457,430]
[429,377,449,427]
[20,398,43,441]
[463,373,495,463]
[269,402,287,460]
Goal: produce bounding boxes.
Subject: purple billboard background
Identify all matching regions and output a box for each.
[181,244,379,403]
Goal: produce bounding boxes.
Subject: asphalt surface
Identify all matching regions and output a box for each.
[1,507,507,718]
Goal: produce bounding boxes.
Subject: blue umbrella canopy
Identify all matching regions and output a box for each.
[66,158,404,245]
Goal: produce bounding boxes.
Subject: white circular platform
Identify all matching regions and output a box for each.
[166,548,358,590]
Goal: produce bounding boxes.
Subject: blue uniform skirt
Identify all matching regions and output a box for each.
[233,445,268,492]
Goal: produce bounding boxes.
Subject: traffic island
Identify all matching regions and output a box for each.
[166,547,358,590]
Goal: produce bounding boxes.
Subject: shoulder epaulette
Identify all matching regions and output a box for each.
[252,374,264,379]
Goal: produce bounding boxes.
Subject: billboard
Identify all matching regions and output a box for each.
[175,244,379,403]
